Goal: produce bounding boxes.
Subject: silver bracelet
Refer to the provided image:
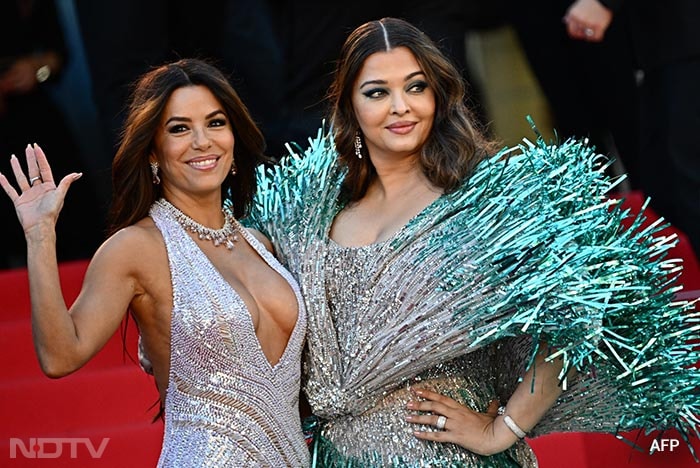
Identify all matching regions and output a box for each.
[502,415,527,439]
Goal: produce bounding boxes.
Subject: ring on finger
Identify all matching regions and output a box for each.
[584,28,594,37]
[29,176,42,185]
[436,415,447,431]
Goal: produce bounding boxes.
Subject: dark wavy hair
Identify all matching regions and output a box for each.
[327,17,497,201]
[108,58,267,235]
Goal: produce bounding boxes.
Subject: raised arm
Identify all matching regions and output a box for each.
[0,144,141,377]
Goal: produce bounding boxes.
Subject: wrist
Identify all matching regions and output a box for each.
[24,221,57,242]
[497,406,528,441]
[502,415,527,438]
[482,415,520,454]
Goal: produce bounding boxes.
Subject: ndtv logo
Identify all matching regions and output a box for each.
[9,437,110,459]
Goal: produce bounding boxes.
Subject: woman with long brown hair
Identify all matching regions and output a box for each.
[250,18,699,466]
[0,58,309,467]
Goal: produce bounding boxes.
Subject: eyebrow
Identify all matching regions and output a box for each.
[359,71,425,89]
[165,109,225,125]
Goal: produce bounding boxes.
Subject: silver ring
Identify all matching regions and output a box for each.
[29,176,42,185]
[584,28,594,37]
[436,415,447,430]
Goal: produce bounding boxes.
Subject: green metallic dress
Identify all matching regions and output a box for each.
[246,128,700,467]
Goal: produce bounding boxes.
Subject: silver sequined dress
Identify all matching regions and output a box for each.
[149,201,310,467]
[247,130,700,467]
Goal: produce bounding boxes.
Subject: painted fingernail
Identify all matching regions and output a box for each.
[406,402,415,409]
[405,415,415,421]
[74,172,83,180]
[414,390,424,396]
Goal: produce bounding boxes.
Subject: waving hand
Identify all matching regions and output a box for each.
[0,143,81,235]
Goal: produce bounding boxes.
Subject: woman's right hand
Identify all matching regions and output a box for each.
[0,143,81,238]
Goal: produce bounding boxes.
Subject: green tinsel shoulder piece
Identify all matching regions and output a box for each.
[429,129,700,448]
[248,125,342,245]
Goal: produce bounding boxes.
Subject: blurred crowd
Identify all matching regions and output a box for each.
[1,0,698,268]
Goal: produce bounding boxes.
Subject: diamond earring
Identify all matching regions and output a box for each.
[150,161,160,185]
[354,132,363,159]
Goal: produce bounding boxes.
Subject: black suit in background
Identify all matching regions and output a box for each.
[508,0,641,191]
[0,0,102,268]
[512,0,700,258]
[618,0,700,258]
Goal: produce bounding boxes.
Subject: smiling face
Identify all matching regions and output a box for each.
[351,46,435,163]
[151,84,234,202]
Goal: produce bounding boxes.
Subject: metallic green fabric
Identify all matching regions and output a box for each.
[245,126,700,466]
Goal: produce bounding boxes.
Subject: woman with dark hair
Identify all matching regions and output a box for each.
[249,18,699,466]
[0,58,309,467]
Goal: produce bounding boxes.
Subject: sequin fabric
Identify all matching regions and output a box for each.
[149,201,310,467]
[247,127,700,466]
[317,240,538,467]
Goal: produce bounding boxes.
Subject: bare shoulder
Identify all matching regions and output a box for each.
[245,228,274,254]
[88,217,166,281]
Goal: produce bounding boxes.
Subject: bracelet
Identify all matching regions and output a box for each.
[502,415,527,439]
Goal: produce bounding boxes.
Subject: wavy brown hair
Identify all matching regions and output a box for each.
[108,58,267,235]
[327,17,497,201]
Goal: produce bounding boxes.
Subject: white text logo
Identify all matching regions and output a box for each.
[650,438,680,452]
[9,437,110,459]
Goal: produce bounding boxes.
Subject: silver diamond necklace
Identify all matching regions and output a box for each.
[156,198,239,250]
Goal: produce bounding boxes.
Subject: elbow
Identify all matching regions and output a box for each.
[39,361,73,379]
[33,337,88,378]
[43,370,67,379]
[36,354,80,379]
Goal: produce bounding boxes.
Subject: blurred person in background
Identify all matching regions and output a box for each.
[509,0,641,193]
[0,0,101,268]
[565,0,700,259]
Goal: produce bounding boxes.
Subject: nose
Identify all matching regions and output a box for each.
[391,93,409,115]
[191,129,212,150]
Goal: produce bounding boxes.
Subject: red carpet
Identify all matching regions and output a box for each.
[1,260,163,467]
[1,190,698,466]
[612,190,700,292]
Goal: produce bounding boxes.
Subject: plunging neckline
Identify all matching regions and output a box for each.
[182,220,303,372]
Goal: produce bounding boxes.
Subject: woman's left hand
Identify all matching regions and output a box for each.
[405,389,518,456]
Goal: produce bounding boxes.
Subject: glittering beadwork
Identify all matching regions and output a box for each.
[149,202,309,467]
[246,126,700,466]
[154,198,239,250]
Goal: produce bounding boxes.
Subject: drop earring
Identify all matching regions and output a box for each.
[150,161,160,184]
[230,159,237,176]
[354,131,363,159]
